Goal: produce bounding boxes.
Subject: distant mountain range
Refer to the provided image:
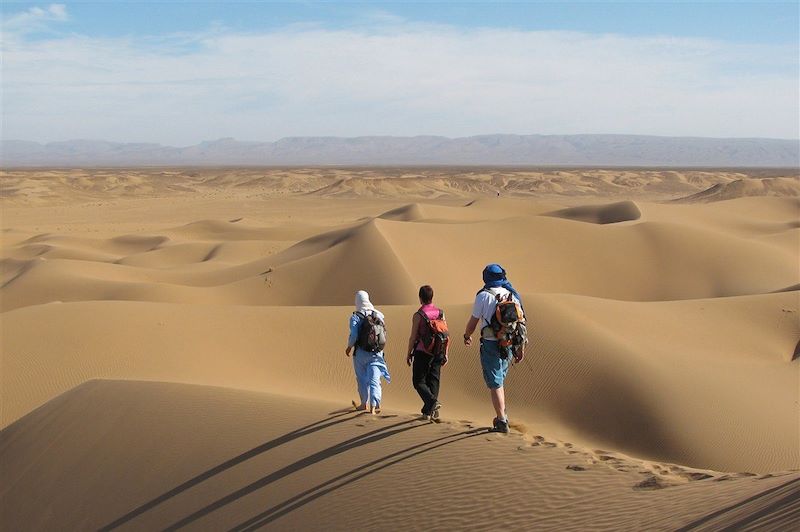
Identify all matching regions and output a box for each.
[2,135,798,167]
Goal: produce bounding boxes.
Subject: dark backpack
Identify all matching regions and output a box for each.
[355,311,387,352]
[417,308,450,358]
[483,290,527,359]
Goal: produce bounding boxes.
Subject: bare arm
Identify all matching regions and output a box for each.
[406,312,421,365]
[407,312,422,355]
[463,315,480,346]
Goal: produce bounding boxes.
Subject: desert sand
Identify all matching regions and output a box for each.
[1,167,799,530]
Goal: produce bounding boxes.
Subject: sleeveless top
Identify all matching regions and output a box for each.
[415,304,442,353]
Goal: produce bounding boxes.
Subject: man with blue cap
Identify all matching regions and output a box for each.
[462,264,525,433]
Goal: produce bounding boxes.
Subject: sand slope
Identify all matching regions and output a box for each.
[544,200,643,224]
[3,291,797,473]
[2,380,798,532]
[675,177,800,203]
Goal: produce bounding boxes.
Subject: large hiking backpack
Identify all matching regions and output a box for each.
[484,291,527,359]
[417,308,450,358]
[355,311,387,352]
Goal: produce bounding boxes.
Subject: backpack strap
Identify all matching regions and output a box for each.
[415,309,430,337]
[417,308,438,342]
[481,287,503,304]
[418,307,446,324]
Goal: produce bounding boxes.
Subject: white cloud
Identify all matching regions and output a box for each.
[2,3,67,35]
[1,18,798,144]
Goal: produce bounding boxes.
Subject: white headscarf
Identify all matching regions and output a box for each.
[355,290,375,313]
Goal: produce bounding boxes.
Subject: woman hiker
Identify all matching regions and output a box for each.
[406,285,449,420]
[346,290,391,414]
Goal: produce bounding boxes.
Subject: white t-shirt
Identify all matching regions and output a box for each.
[472,287,518,341]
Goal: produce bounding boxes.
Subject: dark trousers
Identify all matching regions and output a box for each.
[412,350,442,415]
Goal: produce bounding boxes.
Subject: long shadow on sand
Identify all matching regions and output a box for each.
[100,410,359,531]
[162,417,427,530]
[230,426,490,531]
[675,476,800,531]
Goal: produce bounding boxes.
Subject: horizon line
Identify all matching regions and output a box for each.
[5,133,800,147]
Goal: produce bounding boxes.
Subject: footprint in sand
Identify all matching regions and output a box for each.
[633,475,669,490]
[681,472,713,481]
[526,434,576,450]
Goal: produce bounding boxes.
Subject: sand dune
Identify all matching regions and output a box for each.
[3,292,797,473]
[544,200,642,224]
[3,196,798,311]
[2,380,798,532]
[3,167,798,204]
[675,177,800,203]
[163,219,315,242]
[1,168,799,530]
[377,202,485,222]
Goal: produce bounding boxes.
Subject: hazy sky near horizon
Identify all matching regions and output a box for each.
[2,1,798,145]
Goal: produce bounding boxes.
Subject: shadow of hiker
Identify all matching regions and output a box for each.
[162,417,427,531]
[231,427,490,531]
[674,476,800,531]
[100,410,358,531]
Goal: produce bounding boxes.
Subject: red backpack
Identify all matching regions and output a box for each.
[417,308,450,358]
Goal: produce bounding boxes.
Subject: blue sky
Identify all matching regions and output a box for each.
[6,2,799,43]
[2,2,798,144]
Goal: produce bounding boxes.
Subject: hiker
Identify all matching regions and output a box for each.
[406,285,450,420]
[346,290,391,414]
[462,264,526,433]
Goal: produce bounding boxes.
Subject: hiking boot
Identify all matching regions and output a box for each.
[492,417,509,433]
[431,402,442,421]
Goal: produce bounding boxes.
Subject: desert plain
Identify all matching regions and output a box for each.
[1,166,799,531]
